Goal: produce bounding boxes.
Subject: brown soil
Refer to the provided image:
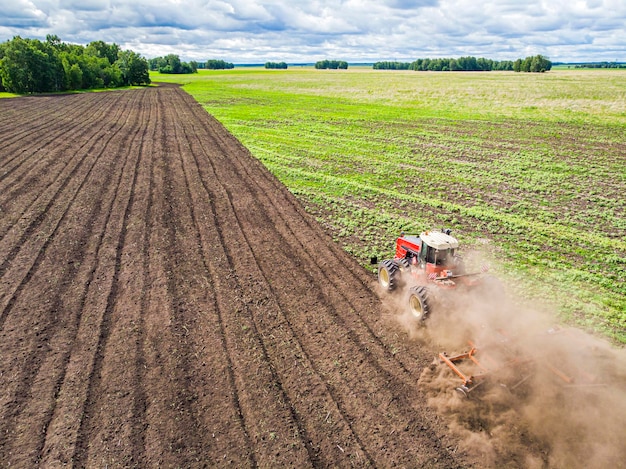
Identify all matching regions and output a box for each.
[0,85,469,468]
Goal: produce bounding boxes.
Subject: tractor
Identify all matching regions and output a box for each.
[376,231,609,400]
[375,229,486,322]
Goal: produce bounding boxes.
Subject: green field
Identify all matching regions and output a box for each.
[153,68,626,344]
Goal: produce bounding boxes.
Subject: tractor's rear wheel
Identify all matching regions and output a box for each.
[408,285,432,321]
[378,259,402,292]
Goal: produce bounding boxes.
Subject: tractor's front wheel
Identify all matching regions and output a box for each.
[378,259,402,292]
[408,286,432,322]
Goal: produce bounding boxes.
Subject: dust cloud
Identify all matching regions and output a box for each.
[382,256,626,468]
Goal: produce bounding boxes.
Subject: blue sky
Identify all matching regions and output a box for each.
[1,0,625,63]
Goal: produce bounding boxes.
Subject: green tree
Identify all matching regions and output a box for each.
[116,50,150,85]
[67,63,83,89]
[0,36,64,93]
[86,40,120,65]
[535,55,552,72]
[429,59,443,71]
[407,56,520,72]
[530,55,541,72]
[162,54,182,73]
[373,61,410,70]
[265,61,288,69]
[514,55,551,73]
[205,59,234,70]
[149,55,198,73]
[148,56,165,71]
[0,35,143,92]
[315,60,348,70]
[0,43,4,91]
[100,63,123,87]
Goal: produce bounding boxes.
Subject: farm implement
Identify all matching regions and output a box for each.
[439,327,607,398]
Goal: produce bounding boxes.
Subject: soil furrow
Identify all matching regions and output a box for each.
[0,84,479,469]
[174,90,376,466]
[170,93,318,467]
[130,89,199,467]
[0,93,117,217]
[36,91,147,466]
[127,89,160,467]
[0,90,145,466]
[138,86,258,466]
[0,92,138,339]
[70,89,152,467]
[0,93,101,177]
[0,97,45,138]
[0,94,101,147]
[0,93,120,240]
[58,87,158,466]
[137,90,210,466]
[167,95,260,466]
[0,91,130,279]
[176,115,339,466]
[190,99,427,377]
[0,96,65,154]
[178,91,460,467]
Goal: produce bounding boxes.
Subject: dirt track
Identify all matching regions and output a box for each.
[0,84,470,467]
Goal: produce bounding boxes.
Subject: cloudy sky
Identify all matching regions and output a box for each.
[1,0,625,63]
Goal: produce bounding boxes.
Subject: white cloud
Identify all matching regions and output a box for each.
[2,0,48,27]
[0,0,624,62]
[59,0,111,12]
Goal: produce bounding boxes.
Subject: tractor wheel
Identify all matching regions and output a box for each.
[378,259,402,292]
[408,285,432,321]
[397,257,410,269]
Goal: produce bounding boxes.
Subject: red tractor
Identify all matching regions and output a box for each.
[376,229,486,321]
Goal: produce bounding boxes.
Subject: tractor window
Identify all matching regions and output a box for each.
[434,249,451,265]
[425,246,436,264]
[423,246,455,265]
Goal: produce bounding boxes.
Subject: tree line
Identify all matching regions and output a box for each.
[373,61,411,70]
[512,55,552,72]
[148,56,236,72]
[202,60,234,70]
[0,35,150,93]
[265,62,288,69]
[573,62,626,69]
[315,60,348,69]
[373,55,552,72]
[148,54,198,74]
[410,56,516,71]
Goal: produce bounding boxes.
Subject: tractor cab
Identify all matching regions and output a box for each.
[394,230,459,275]
[418,230,459,271]
[378,229,488,322]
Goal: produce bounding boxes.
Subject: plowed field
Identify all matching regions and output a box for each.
[0,85,467,467]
